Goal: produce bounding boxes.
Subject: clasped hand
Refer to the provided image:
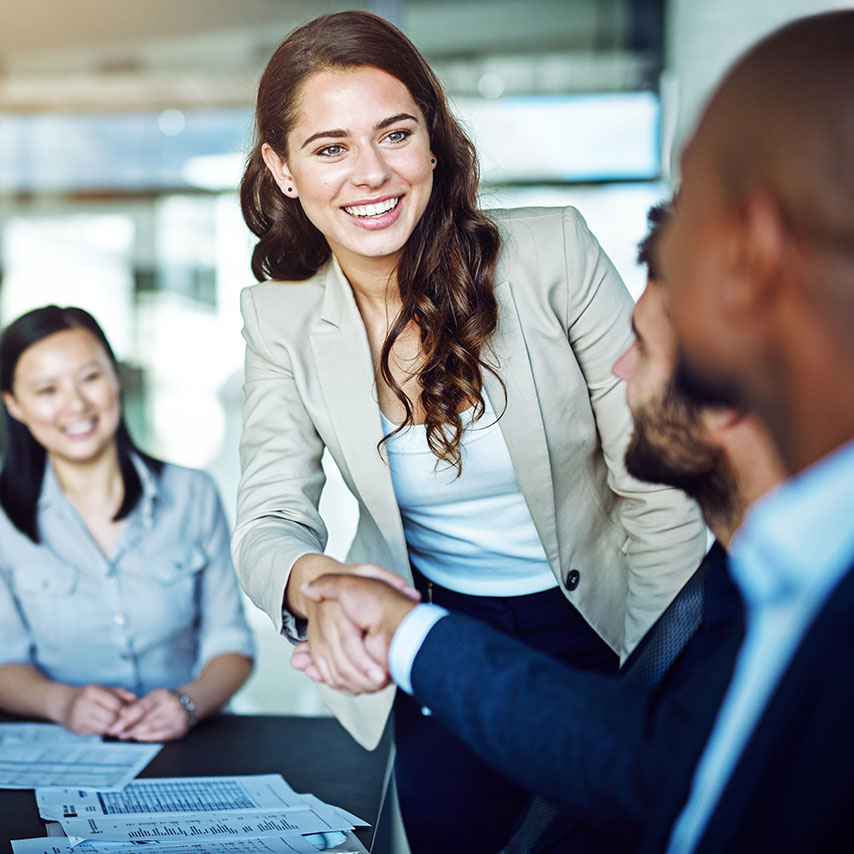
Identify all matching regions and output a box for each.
[61,684,190,741]
[289,565,421,695]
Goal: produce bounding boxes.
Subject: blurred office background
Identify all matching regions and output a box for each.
[0,0,847,716]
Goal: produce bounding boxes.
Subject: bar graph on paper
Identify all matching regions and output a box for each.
[38,775,306,820]
[99,779,258,814]
[11,835,323,854]
[61,808,335,842]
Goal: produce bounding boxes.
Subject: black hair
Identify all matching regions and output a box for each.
[637,200,673,281]
[0,305,163,543]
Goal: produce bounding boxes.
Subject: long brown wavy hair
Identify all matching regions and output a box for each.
[240,11,503,472]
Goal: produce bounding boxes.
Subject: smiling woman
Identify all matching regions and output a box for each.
[260,67,436,276]
[233,11,706,854]
[0,305,254,743]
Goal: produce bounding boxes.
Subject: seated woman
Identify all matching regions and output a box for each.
[0,305,254,741]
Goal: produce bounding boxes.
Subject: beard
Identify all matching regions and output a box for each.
[674,345,745,410]
[625,381,737,523]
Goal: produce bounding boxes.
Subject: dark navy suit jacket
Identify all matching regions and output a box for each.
[649,561,854,854]
[409,543,744,849]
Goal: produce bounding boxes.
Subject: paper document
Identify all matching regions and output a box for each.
[11,835,321,854]
[0,740,161,791]
[0,724,99,745]
[37,774,304,819]
[36,774,368,846]
[60,807,348,842]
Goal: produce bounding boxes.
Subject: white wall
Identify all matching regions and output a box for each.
[664,0,854,177]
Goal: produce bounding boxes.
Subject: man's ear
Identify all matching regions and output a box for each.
[700,407,744,445]
[730,188,787,317]
[261,143,298,198]
[2,391,24,424]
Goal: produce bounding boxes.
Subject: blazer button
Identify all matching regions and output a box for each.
[566,569,580,591]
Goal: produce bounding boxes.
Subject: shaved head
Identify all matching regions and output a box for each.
[662,11,854,473]
[703,11,854,349]
[708,12,854,277]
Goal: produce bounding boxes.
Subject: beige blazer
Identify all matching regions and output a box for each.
[233,207,706,749]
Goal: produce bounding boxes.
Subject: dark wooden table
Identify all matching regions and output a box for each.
[0,713,392,851]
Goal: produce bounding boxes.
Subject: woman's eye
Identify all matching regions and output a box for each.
[317,144,344,157]
[83,372,101,382]
[385,129,412,144]
[36,386,56,396]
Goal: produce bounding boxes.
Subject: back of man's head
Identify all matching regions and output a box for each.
[705,11,854,339]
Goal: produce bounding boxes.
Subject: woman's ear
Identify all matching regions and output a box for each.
[261,143,298,198]
[2,391,24,424]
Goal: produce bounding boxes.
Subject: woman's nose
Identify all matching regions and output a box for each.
[351,144,391,187]
[65,385,89,412]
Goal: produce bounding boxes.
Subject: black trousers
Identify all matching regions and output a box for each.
[394,570,619,854]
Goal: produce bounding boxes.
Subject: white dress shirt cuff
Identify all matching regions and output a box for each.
[389,604,449,695]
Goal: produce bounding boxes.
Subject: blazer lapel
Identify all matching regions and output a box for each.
[309,260,409,573]
[483,279,561,571]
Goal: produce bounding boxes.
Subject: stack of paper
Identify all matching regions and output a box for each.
[0,723,161,791]
[11,774,369,854]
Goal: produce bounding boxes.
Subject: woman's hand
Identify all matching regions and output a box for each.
[59,684,137,736]
[287,555,419,695]
[108,688,190,742]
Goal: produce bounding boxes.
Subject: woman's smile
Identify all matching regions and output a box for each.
[342,194,403,228]
[263,66,435,277]
[3,327,121,466]
[62,417,98,438]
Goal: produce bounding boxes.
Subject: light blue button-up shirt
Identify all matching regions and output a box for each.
[667,440,854,852]
[0,457,254,697]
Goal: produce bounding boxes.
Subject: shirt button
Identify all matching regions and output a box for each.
[566,569,581,591]
[113,614,126,626]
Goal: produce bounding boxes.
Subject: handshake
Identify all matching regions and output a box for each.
[290,565,424,695]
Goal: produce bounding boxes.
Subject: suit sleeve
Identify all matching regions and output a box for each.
[231,286,327,640]
[410,612,706,840]
[559,207,707,654]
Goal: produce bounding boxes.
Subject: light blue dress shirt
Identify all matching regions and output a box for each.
[667,441,854,852]
[0,456,254,697]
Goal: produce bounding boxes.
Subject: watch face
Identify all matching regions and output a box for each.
[172,690,198,726]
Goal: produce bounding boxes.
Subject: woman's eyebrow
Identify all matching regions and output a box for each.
[300,113,419,149]
[301,128,347,149]
[376,112,419,130]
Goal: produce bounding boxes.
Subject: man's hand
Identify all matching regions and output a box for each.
[108,688,190,742]
[59,684,136,735]
[299,574,420,684]
[288,557,419,695]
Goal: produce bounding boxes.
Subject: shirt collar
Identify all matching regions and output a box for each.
[134,454,159,529]
[38,451,160,529]
[38,460,65,510]
[730,440,854,606]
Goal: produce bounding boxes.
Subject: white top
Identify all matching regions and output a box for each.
[380,396,557,597]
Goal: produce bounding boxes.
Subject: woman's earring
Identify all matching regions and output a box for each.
[430,158,436,165]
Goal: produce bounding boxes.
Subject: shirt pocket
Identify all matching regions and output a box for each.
[147,544,208,586]
[13,559,79,598]
[10,559,80,644]
[136,544,208,639]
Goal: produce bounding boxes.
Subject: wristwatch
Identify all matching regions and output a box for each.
[170,690,198,728]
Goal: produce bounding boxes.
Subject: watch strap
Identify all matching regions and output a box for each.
[170,690,198,728]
